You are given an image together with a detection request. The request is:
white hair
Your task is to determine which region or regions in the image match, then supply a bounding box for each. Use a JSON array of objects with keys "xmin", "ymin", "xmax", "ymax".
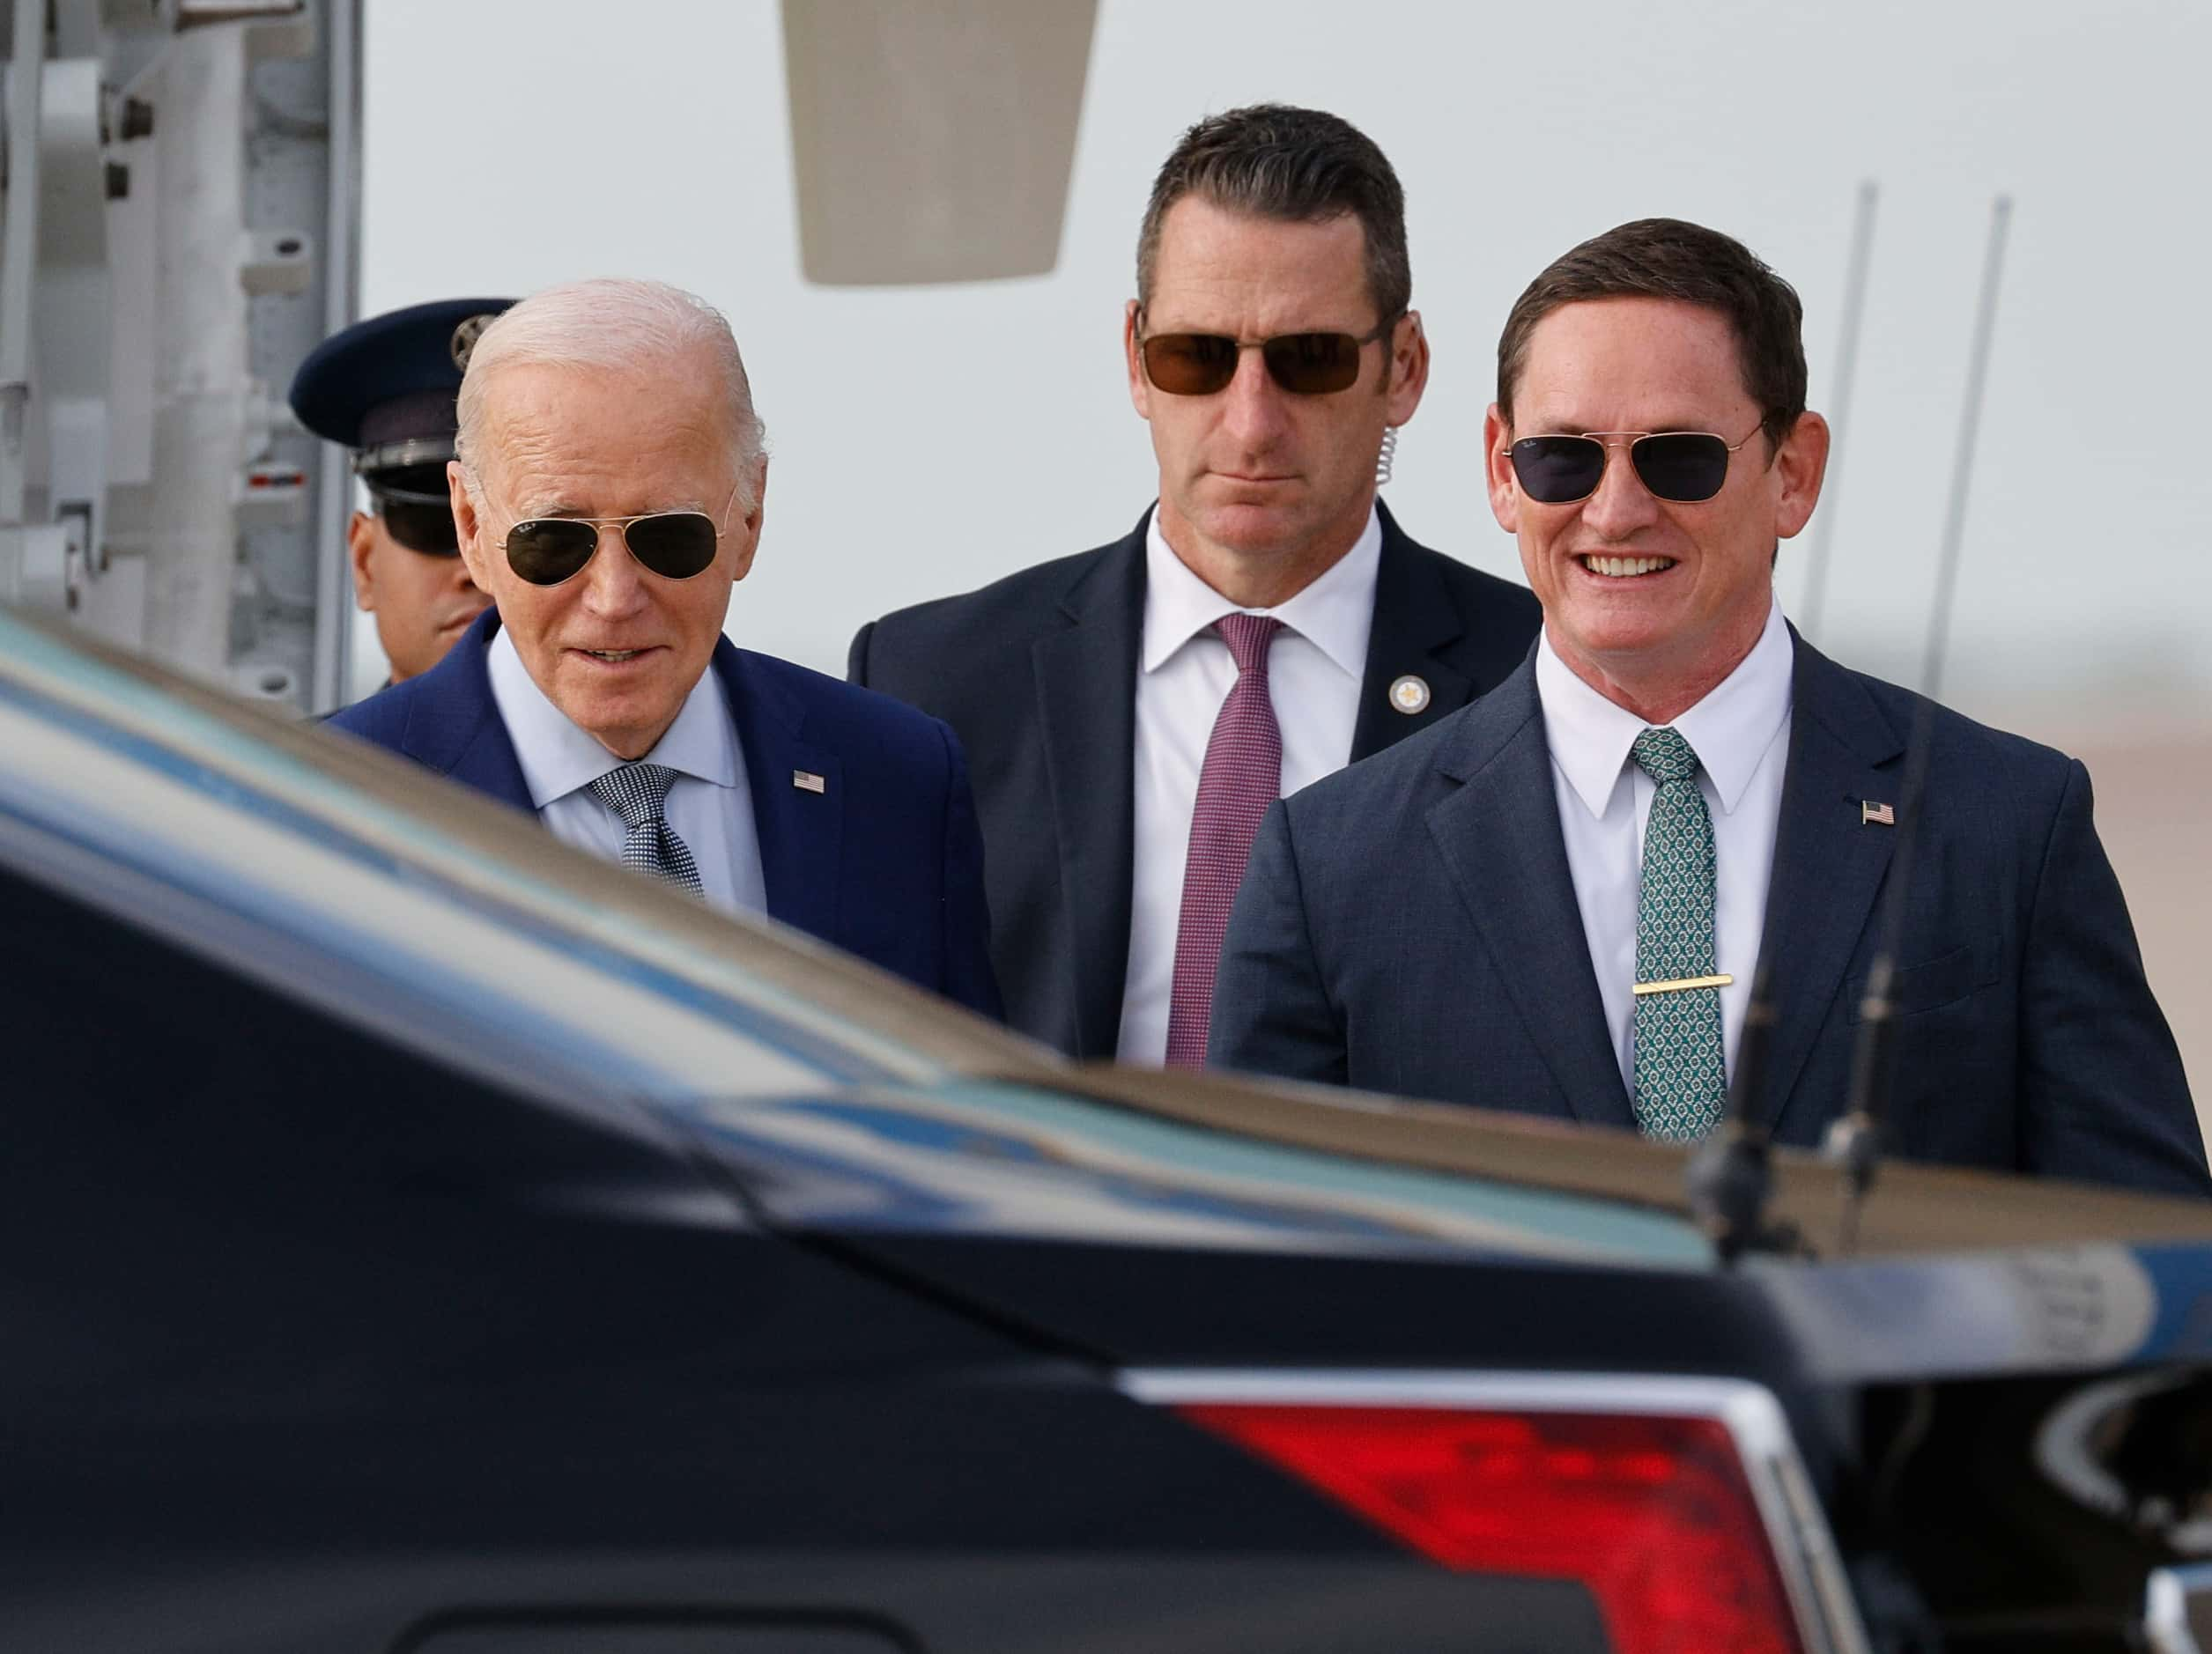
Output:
[{"xmin": 454, "ymin": 276, "xmax": 768, "ymax": 510}]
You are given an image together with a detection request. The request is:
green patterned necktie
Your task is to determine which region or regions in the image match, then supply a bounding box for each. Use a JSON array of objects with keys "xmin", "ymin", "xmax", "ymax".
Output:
[{"xmin": 1630, "ymin": 727, "xmax": 1726, "ymax": 1141}]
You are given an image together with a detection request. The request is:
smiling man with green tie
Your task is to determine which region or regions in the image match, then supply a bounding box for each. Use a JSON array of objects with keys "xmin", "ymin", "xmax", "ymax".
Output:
[{"xmin": 1210, "ymin": 218, "xmax": 2208, "ymax": 1194}]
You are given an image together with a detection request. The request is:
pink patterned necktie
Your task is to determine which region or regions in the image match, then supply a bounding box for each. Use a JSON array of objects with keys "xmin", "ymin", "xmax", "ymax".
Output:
[{"xmin": 1164, "ymin": 613, "xmax": 1284, "ymax": 1067}]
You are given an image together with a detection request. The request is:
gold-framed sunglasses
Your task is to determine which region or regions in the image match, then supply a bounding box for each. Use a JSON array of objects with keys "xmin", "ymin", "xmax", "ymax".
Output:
[
  {"xmin": 493, "ymin": 477, "xmax": 744, "ymax": 586},
  {"xmin": 1501, "ymin": 425, "xmax": 1763, "ymax": 505}
]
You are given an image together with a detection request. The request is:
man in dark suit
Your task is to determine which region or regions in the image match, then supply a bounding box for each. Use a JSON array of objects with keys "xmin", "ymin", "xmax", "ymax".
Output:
[
  {"xmin": 852, "ymin": 106, "xmax": 1539, "ymax": 1063},
  {"xmin": 329, "ymin": 277, "xmax": 1000, "ymax": 1019},
  {"xmin": 1212, "ymin": 218, "xmax": 2208, "ymax": 1194}
]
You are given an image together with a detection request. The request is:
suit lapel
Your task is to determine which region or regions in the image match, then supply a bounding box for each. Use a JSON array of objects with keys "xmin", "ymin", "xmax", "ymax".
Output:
[
  {"xmin": 718, "ymin": 641, "xmax": 843, "ymax": 943},
  {"xmin": 1423, "ymin": 662, "xmax": 1635, "ymax": 1127},
  {"xmin": 1350, "ymin": 502, "xmax": 1476, "ymax": 760},
  {"xmin": 403, "ymin": 609, "xmax": 532, "ymax": 810},
  {"xmin": 1748, "ymin": 633, "xmax": 1905, "ymax": 1126},
  {"xmin": 1032, "ymin": 516, "xmax": 1147, "ymax": 1058}
]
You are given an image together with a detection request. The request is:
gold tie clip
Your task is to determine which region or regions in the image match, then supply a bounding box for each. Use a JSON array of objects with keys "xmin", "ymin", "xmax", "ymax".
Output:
[{"xmin": 1632, "ymin": 973, "xmax": 1735, "ymax": 996}]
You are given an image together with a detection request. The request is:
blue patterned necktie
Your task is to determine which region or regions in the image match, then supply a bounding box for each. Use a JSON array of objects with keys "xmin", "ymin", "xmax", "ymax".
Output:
[
  {"xmin": 588, "ymin": 762, "xmax": 706, "ymax": 897},
  {"xmin": 1629, "ymin": 727, "xmax": 1726, "ymax": 1141}
]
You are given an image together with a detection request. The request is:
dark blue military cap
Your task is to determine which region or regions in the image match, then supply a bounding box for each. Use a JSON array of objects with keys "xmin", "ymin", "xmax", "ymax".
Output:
[{"xmin": 289, "ymin": 296, "xmax": 515, "ymax": 480}]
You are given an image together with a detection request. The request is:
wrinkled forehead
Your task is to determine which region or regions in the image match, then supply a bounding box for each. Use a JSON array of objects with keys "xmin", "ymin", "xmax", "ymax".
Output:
[
  {"xmin": 477, "ymin": 357, "xmax": 725, "ymax": 441},
  {"xmin": 474, "ymin": 360, "xmax": 734, "ymax": 501}
]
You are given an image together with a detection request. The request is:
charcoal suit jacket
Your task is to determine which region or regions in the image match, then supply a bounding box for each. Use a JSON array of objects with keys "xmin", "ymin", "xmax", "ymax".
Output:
[{"xmin": 849, "ymin": 502, "xmax": 1542, "ymax": 1057}]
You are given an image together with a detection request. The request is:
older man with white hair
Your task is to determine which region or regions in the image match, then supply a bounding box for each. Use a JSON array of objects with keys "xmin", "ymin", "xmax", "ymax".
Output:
[{"xmin": 329, "ymin": 277, "xmax": 1002, "ymax": 1016}]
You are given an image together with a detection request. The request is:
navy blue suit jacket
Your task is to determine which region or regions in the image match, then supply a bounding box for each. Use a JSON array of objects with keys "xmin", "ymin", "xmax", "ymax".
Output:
[
  {"xmin": 1210, "ymin": 631, "xmax": 2210, "ymax": 1196},
  {"xmin": 850, "ymin": 502, "xmax": 1542, "ymax": 1058},
  {"xmin": 329, "ymin": 611, "xmax": 1003, "ymax": 1019}
]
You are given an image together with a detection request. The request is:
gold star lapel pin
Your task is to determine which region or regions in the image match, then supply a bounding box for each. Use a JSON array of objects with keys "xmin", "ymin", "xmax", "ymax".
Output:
[{"xmin": 1388, "ymin": 674, "xmax": 1431, "ymax": 715}]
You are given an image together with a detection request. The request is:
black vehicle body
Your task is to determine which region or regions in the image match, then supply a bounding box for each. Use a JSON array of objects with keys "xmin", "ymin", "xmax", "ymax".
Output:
[{"xmin": 4, "ymin": 606, "xmax": 2210, "ymax": 1654}]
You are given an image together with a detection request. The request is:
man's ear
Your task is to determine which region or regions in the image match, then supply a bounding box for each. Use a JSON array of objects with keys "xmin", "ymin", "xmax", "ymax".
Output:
[
  {"xmin": 346, "ymin": 511, "xmax": 378, "ymax": 609},
  {"xmin": 448, "ymin": 461, "xmax": 494, "ymax": 589},
  {"xmin": 729, "ymin": 456, "xmax": 768, "ymax": 583},
  {"xmin": 1483, "ymin": 404, "xmax": 1520, "ymax": 533},
  {"xmin": 1772, "ymin": 410, "xmax": 1831, "ymax": 541},
  {"xmin": 1124, "ymin": 299, "xmax": 1152, "ymax": 420},
  {"xmin": 1384, "ymin": 309, "xmax": 1430, "ymax": 427}
]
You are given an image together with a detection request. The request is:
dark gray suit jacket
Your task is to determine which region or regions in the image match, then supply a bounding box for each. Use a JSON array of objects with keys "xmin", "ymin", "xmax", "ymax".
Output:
[
  {"xmin": 850, "ymin": 502, "xmax": 1542, "ymax": 1058},
  {"xmin": 1210, "ymin": 631, "xmax": 2210, "ymax": 1196}
]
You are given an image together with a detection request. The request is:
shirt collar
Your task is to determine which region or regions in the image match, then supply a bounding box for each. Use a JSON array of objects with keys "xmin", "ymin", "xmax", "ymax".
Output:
[
  {"xmin": 486, "ymin": 625, "xmax": 741, "ymax": 809},
  {"xmin": 1535, "ymin": 594, "xmax": 1794, "ymax": 820},
  {"xmin": 1139, "ymin": 505, "xmax": 1380, "ymax": 679}
]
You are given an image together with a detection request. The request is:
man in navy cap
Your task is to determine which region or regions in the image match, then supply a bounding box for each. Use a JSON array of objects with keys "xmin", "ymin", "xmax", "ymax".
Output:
[{"xmin": 292, "ymin": 298, "xmax": 514, "ymax": 685}]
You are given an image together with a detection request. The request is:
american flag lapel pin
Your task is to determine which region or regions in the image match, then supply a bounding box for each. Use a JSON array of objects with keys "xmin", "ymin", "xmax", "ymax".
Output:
[
  {"xmin": 793, "ymin": 770, "xmax": 825, "ymax": 794},
  {"xmin": 1861, "ymin": 800, "xmax": 1896, "ymax": 826}
]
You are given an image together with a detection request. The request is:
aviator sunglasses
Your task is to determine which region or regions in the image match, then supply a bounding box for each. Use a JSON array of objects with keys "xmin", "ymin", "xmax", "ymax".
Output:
[
  {"xmin": 1138, "ymin": 312, "xmax": 1399, "ymax": 396},
  {"xmin": 1502, "ymin": 426, "xmax": 1763, "ymax": 505},
  {"xmin": 490, "ymin": 477, "xmax": 743, "ymax": 587}
]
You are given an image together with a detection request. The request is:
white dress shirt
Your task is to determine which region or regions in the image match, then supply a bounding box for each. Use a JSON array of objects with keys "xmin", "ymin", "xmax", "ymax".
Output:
[
  {"xmin": 1116, "ymin": 507, "xmax": 1382, "ymax": 1065},
  {"xmin": 486, "ymin": 627, "xmax": 767, "ymax": 918},
  {"xmin": 1535, "ymin": 596, "xmax": 1794, "ymax": 1090}
]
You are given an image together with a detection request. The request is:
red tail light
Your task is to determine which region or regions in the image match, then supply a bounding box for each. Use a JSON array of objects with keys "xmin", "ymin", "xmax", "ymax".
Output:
[{"xmin": 1179, "ymin": 1402, "xmax": 1803, "ymax": 1654}]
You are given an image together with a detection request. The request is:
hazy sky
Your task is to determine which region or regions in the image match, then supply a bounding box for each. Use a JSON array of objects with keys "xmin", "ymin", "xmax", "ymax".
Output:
[{"xmin": 358, "ymin": 0, "xmax": 2211, "ymax": 746}]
